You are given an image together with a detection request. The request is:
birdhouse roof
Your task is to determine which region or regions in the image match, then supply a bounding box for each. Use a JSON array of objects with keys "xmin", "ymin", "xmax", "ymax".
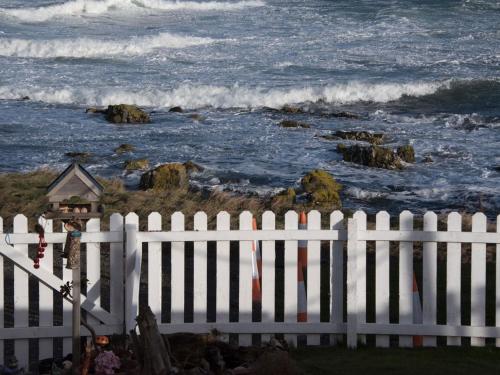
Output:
[{"xmin": 47, "ymin": 163, "xmax": 104, "ymax": 198}]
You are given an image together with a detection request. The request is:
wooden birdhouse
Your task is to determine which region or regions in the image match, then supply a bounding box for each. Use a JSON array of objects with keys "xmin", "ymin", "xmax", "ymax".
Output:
[{"xmin": 45, "ymin": 163, "xmax": 104, "ymax": 220}]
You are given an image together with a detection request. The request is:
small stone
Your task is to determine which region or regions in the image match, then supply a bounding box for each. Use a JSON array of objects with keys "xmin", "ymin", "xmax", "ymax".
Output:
[
  {"xmin": 114, "ymin": 144, "xmax": 135, "ymax": 154},
  {"xmin": 279, "ymin": 120, "xmax": 311, "ymax": 129},
  {"xmin": 423, "ymin": 155, "xmax": 434, "ymax": 163}
]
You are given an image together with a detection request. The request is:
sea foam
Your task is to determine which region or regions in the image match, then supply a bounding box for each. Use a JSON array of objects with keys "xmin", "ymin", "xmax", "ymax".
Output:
[
  {"xmin": 0, "ymin": 81, "xmax": 445, "ymax": 108},
  {"xmin": 0, "ymin": 33, "xmax": 216, "ymax": 58},
  {"xmin": 0, "ymin": 0, "xmax": 265, "ymax": 22}
]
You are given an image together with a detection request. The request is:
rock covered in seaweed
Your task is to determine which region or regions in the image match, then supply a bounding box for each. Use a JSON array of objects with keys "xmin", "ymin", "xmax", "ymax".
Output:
[
  {"xmin": 140, "ymin": 163, "xmax": 189, "ymax": 191},
  {"xmin": 300, "ymin": 170, "xmax": 342, "ymax": 207},
  {"xmin": 105, "ymin": 104, "xmax": 150, "ymax": 124},
  {"xmin": 337, "ymin": 144, "xmax": 415, "ymax": 169}
]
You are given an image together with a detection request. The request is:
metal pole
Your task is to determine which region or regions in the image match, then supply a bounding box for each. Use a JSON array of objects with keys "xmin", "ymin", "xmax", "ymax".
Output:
[{"xmin": 72, "ymin": 265, "xmax": 81, "ymax": 375}]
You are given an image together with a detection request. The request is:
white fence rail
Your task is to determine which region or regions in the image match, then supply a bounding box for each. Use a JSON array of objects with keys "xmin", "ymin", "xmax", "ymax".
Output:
[{"xmin": 1, "ymin": 210, "xmax": 500, "ymax": 369}]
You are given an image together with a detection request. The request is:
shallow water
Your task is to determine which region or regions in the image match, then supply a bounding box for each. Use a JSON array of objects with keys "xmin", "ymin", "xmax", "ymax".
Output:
[{"xmin": 0, "ymin": 0, "xmax": 499, "ymax": 216}]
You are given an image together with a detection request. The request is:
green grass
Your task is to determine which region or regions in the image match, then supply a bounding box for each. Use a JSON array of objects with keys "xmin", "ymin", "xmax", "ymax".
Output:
[{"xmin": 292, "ymin": 346, "xmax": 500, "ymax": 375}]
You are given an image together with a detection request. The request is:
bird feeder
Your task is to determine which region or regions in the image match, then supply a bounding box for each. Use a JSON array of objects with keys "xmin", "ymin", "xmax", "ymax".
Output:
[
  {"xmin": 45, "ymin": 163, "xmax": 104, "ymax": 221},
  {"xmin": 44, "ymin": 163, "xmax": 104, "ymax": 375}
]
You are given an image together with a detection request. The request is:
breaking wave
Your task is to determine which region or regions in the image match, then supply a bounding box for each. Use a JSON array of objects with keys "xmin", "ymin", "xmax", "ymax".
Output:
[
  {"xmin": 0, "ymin": 0, "xmax": 265, "ymax": 22},
  {"xmin": 0, "ymin": 33, "xmax": 216, "ymax": 58},
  {"xmin": 0, "ymin": 81, "xmax": 447, "ymax": 109}
]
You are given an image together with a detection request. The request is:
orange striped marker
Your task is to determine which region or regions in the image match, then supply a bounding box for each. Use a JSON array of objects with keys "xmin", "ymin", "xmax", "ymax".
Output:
[
  {"xmin": 413, "ymin": 274, "xmax": 423, "ymax": 347},
  {"xmin": 298, "ymin": 212, "xmax": 308, "ymax": 322},
  {"xmin": 251, "ymin": 218, "xmax": 262, "ymax": 303}
]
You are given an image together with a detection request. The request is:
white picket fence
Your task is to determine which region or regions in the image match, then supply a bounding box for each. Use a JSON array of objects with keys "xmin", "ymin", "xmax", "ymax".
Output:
[{"xmin": 0, "ymin": 210, "xmax": 500, "ymax": 369}]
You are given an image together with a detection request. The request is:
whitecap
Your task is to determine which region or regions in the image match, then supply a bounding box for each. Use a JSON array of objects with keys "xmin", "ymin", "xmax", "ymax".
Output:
[
  {"xmin": 0, "ymin": 0, "xmax": 265, "ymax": 22},
  {"xmin": 0, "ymin": 32, "xmax": 216, "ymax": 58},
  {"xmin": 0, "ymin": 81, "xmax": 447, "ymax": 109}
]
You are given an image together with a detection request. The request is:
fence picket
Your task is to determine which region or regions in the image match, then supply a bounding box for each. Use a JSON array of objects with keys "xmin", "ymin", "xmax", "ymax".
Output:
[
  {"xmin": 86, "ymin": 218, "xmax": 101, "ymax": 328},
  {"xmin": 497, "ymin": 215, "xmax": 500, "ymax": 348},
  {"xmin": 216, "ymin": 212, "xmax": 230, "ymax": 342},
  {"xmin": 0, "ymin": 217, "xmax": 3, "ymax": 366},
  {"xmin": 110, "ymin": 214, "xmax": 124, "ymax": 325},
  {"xmin": 375, "ymin": 211, "xmax": 390, "ymax": 347},
  {"xmin": 447, "ymin": 212, "xmax": 462, "ymax": 346},
  {"xmin": 194, "ymin": 212, "xmax": 208, "ymax": 324},
  {"xmin": 171, "ymin": 212, "xmax": 185, "ymax": 325},
  {"xmin": 239, "ymin": 211, "xmax": 253, "ymax": 346},
  {"xmin": 330, "ymin": 210, "xmax": 344, "ymax": 345},
  {"xmin": 148, "ymin": 213, "xmax": 162, "ymax": 321},
  {"xmin": 38, "ymin": 217, "xmax": 53, "ymax": 361},
  {"xmin": 353, "ymin": 211, "xmax": 367, "ymax": 345},
  {"xmin": 261, "ymin": 211, "xmax": 275, "ymax": 343},
  {"xmin": 13, "ymin": 214, "xmax": 29, "ymax": 368},
  {"xmin": 399, "ymin": 211, "xmax": 413, "ymax": 347},
  {"xmin": 422, "ymin": 211, "xmax": 437, "ymax": 347},
  {"xmin": 471, "ymin": 213, "xmax": 486, "ymax": 347},
  {"xmin": 307, "ymin": 210, "xmax": 321, "ymax": 345},
  {"xmin": 125, "ymin": 213, "xmax": 140, "ymax": 333},
  {"xmin": 284, "ymin": 211, "xmax": 298, "ymax": 347}
]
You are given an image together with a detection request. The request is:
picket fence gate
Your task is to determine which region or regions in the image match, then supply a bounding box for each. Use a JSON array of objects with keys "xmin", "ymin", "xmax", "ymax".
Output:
[{"xmin": 0, "ymin": 210, "xmax": 500, "ymax": 369}]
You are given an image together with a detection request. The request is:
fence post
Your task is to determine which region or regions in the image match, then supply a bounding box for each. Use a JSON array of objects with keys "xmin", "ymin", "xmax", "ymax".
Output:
[
  {"xmin": 346, "ymin": 217, "xmax": 358, "ymax": 348},
  {"xmin": 125, "ymin": 213, "xmax": 140, "ymax": 333}
]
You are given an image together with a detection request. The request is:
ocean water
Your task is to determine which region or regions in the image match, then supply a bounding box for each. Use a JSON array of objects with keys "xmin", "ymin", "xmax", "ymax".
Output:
[{"xmin": 0, "ymin": 0, "xmax": 499, "ymax": 216}]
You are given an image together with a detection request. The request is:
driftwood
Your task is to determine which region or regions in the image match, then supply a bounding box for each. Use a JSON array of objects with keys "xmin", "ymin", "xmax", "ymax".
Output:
[{"xmin": 134, "ymin": 305, "xmax": 172, "ymax": 375}]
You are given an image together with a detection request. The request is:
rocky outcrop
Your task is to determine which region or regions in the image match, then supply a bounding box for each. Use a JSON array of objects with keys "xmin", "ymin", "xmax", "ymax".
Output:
[
  {"xmin": 328, "ymin": 111, "xmax": 360, "ymax": 119},
  {"xmin": 320, "ymin": 131, "xmax": 385, "ymax": 145},
  {"xmin": 105, "ymin": 104, "xmax": 150, "ymax": 124},
  {"xmin": 279, "ymin": 120, "xmax": 311, "ymax": 129},
  {"xmin": 114, "ymin": 144, "xmax": 135, "ymax": 154},
  {"xmin": 301, "ymin": 170, "xmax": 342, "ymax": 207},
  {"xmin": 140, "ymin": 163, "xmax": 189, "ymax": 191},
  {"xmin": 337, "ymin": 144, "xmax": 416, "ymax": 169},
  {"xmin": 124, "ymin": 159, "xmax": 149, "ymax": 171},
  {"xmin": 396, "ymin": 145, "xmax": 416, "ymax": 163}
]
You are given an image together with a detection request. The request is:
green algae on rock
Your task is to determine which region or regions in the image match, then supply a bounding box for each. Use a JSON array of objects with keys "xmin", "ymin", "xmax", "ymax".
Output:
[
  {"xmin": 139, "ymin": 163, "xmax": 189, "ymax": 191},
  {"xmin": 105, "ymin": 104, "xmax": 150, "ymax": 124},
  {"xmin": 301, "ymin": 170, "xmax": 342, "ymax": 208}
]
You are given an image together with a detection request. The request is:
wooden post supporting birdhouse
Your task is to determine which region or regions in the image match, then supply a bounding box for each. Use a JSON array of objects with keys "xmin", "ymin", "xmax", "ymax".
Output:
[{"xmin": 45, "ymin": 163, "xmax": 103, "ymax": 375}]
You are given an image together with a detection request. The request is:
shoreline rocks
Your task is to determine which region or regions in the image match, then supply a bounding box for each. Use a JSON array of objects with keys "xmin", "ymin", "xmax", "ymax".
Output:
[
  {"xmin": 87, "ymin": 104, "xmax": 150, "ymax": 124},
  {"xmin": 139, "ymin": 161, "xmax": 204, "ymax": 191},
  {"xmin": 337, "ymin": 144, "xmax": 416, "ymax": 169},
  {"xmin": 114, "ymin": 144, "xmax": 135, "ymax": 154}
]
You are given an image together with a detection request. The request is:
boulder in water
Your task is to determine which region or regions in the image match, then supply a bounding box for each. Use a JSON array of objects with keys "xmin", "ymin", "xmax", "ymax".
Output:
[
  {"xmin": 280, "ymin": 105, "xmax": 306, "ymax": 114},
  {"xmin": 105, "ymin": 104, "xmax": 150, "ymax": 124},
  {"xmin": 140, "ymin": 163, "xmax": 189, "ymax": 191},
  {"xmin": 188, "ymin": 113, "xmax": 206, "ymax": 122},
  {"xmin": 169, "ymin": 106, "xmax": 184, "ymax": 113},
  {"xmin": 279, "ymin": 120, "xmax": 311, "ymax": 129},
  {"xmin": 86, "ymin": 107, "xmax": 107, "ymax": 114},
  {"xmin": 337, "ymin": 144, "xmax": 404, "ymax": 169},
  {"xmin": 329, "ymin": 111, "xmax": 361, "ymax": 119},
  {"xmin": 301, "ymin": 170, "xmax": 342, "ymax": 207}
]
